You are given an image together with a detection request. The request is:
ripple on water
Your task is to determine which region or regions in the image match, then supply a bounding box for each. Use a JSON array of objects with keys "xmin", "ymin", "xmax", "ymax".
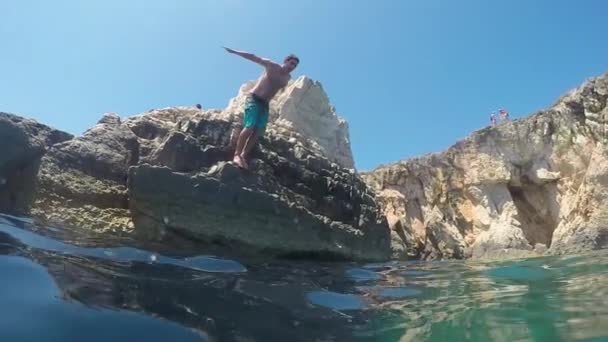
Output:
[
  {"xmin": 346, "ymin": 268, "xmax": 382, "ymax": 282},
  {"xmin": 487, "ymin": 265, "xmax": 552, "ymax": 282},
  {"xmin": 306, "ymin": 291, "xmax": 368, "ymax": 311},
  {"xmin": 184, "ymin": 255, "xmax": 247, "ymax": 273},
  {"xmin": 378, "ymin": 287, "xmax": 422, "ymax": 299},
  {"xmin": 357, "ymin": 286, "xmax": 422, "ymax": 300},
  {"xmin": 361, "ymin": 262, "xmax": 394, "ymax": 272},
  {"xmin": 399, "ymin": 270, "xmax": 433, "ymax": 277}
]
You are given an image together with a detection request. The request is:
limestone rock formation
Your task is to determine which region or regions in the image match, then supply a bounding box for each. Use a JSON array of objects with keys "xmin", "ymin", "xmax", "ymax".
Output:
[{"xmin": 362, "ymin": 71, "xmax": 608, "ymax": 260}]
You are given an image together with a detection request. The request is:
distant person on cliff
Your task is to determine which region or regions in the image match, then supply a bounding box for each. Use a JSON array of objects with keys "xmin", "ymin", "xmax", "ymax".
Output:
[
  {"xmin": 499, "ymin": 108, "xmax": 509, "ymax": 122},
  {"xmin": 223, "ymin": 47, "xmax": 300, "ymax": 169},
  {"xmin": 490, "ymin": 112, "xmax": 497, "ymax": 126}
]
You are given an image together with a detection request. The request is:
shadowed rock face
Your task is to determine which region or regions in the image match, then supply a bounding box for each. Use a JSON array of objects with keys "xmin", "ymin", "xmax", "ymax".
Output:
[
  {"xmin": 0, "ymin": 113, "xmax": 73, "ymax": 213},
  {"xmin": 126, "ymin": 113, "xmax": 389, "ymax": 261},
  {"xmin": 2, "ymin": 77, "xmax": 390, "ymax": 262},
  {"xmin": 362, "ymin": 71, "xmax": 608, "ymax": 260}
]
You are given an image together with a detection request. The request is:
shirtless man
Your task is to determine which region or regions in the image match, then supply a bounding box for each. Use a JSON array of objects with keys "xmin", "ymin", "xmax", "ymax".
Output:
[{"xmin": 224, "ymin": 47, "xmax": 299, "ymax": 169}]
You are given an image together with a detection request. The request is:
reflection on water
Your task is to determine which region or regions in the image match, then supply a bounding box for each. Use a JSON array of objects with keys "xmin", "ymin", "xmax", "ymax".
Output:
[
  {"xmin": 0, "ymin": 256, "xmax": 206, "ymax": 342},
  {"xmin": 1, "ymin": 213, "xmax": 608, "ymax": 341},
  {"xmin": 0, "ymin": 215, "xmax": 246, "ymax": 273}
]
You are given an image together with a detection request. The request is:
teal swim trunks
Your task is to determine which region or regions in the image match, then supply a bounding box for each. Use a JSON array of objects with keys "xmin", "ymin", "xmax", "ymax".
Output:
[{"xmin": 243, "ymin": 94, "xmax": 269, "ymax": 133}]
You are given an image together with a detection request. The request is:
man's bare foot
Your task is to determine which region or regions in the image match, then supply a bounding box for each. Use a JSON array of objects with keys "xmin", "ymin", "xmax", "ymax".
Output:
[
  {"xmin": 239, "ymin": 155, "xmax": 249, "ymax": 170},
  {"xmin": 232, "ymin": 155, "xmax": 245, "ymax": 169}
]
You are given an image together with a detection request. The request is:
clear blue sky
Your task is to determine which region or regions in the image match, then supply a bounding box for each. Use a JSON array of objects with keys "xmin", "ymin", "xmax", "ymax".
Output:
[{"xmin": 1, "ymin": 1, "xmax": 606, "ymax": 170}]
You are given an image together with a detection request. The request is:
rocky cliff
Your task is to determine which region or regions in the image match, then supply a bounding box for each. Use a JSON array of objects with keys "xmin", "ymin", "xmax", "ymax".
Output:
[
  {"xmin": 4, "ymin": 72, "xmax": 608, "ymax": 262},
  {"xmin": 0, "ymin": 76, "xmax": 390, "ymax": 262},
  {"xmin": 362, "ymin": 71, "xmax": 608, "ymax": 260}
]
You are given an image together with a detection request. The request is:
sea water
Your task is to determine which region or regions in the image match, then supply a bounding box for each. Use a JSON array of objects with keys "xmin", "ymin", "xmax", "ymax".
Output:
[{"xmin": 0, "ymin": 213, "xmax": 606, "ymax": 342}]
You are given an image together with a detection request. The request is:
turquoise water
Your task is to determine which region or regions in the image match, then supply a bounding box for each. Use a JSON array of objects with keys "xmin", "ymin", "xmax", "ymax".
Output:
[{"xmin": 1, "ymin": 213, "xmax": 607, "ymax": 341}]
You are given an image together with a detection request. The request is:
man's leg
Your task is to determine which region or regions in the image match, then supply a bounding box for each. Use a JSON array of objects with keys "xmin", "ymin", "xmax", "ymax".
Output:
[
  {"xmin": 233, "ymin": 127, "xmax": 255, "ymax": 168},
  {"xmin": 240, "ymin": 106, "xmax": 267, "ymax": 166},
  {"xmin": 241, "ymin": 128, "xmax": 259, "ymax": 164}
]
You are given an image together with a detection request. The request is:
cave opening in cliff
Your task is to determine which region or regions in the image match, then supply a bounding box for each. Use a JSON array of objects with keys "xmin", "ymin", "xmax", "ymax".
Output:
[{"xmin": 507, "ymin": 182, "xmax": 560, "ymax": 248}]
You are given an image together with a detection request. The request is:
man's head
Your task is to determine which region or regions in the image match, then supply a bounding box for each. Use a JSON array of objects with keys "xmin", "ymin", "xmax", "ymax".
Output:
[{"xmin": 282, "ymin": 54, "xmax": 299, "ymax": 72}]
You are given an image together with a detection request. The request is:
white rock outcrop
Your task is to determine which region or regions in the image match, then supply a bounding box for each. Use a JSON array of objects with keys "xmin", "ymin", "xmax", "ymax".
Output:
[{"xmin": 218, "ymin": 76, "xmax": 354, "ymax": 169}]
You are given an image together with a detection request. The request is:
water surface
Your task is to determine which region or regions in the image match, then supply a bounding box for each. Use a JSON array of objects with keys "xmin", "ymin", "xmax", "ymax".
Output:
[{"xmin": 1, "ymin": 213, "xmax": 607, "ymax": 341}]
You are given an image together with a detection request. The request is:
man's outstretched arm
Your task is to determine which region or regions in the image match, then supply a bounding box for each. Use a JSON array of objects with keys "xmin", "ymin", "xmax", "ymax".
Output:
[{"xmin": 223, "ymin": 47, "xmax": 275, "ymax": 68}]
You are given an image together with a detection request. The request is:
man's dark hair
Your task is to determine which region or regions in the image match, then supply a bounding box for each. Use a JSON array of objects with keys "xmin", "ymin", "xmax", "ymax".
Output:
[{"xmin": 285, "ymin": 54, "xmax": 300, "ymax": 64}]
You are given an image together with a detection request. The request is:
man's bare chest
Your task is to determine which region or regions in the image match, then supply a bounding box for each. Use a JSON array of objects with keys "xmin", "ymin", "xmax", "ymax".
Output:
[{"xmin": 264, "ymin": 71, "xmax": 289, "ymax": 88}]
